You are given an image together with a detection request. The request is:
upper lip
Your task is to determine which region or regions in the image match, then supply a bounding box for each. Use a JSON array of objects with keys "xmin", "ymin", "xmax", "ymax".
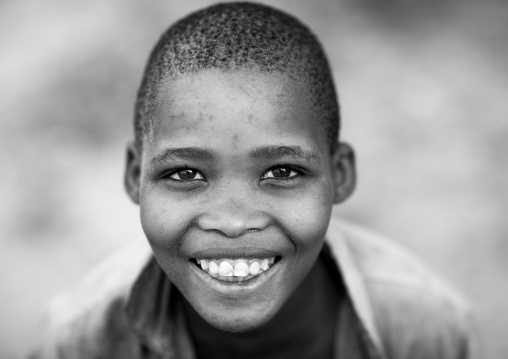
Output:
[{"xmin": 190, "ymin": 247, "xmax": 280, "ymax": 260}]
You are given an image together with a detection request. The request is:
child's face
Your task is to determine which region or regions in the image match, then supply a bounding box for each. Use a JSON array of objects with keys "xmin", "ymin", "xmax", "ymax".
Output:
[{"xmin": 125, "ymin": 69, "xmax": 354, "ymax": 332}]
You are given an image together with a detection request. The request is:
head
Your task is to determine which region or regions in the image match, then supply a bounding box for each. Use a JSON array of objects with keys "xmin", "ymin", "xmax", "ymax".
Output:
[{"xmin": 125, "ymin": 2, "xmax": 355, "ymax": 332}]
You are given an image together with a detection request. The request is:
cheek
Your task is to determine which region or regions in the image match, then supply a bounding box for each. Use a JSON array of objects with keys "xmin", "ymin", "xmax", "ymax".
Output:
[
  {"xmin": 139, "ymin": 188, "xmax": 191, "ymax": 253},
  {"xmin": 276, "ymin": 183, "xmax": 334, "ymax": 250}
]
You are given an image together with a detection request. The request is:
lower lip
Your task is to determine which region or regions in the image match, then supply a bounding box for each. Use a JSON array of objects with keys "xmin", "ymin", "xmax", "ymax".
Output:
[{"xmin": 189, "ymin": 259, "xmax": 282, "ymax": 293}]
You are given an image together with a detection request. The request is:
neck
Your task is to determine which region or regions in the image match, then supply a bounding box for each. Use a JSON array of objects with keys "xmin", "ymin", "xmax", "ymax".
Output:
[{"xmin": 182, "ymin": 253, "xmax": 342, "ymax": 359}]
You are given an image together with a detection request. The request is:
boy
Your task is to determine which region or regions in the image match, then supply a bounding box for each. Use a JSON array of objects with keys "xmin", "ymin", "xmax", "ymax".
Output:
[{"xmin": 31, "ymin": 2, "xmax": 474, "ymax": 358}]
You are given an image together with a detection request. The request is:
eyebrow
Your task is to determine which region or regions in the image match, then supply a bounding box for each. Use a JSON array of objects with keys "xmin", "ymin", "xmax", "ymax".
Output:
[
  {"xmin": 150, "ymin": 147, "xmax": 215, "ymax": 166},
  {"xmin": 150, "ymin": 145, "xmax": 320, "ymax": 167},
  {"xmin": 250, "ymin": 145, "xmax": 320, "ymax": 164}
]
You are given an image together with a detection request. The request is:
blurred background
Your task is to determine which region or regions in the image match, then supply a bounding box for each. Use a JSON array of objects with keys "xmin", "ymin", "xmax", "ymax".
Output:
[{"xmin": 1, "ymin": 0, "xmax": 507, "ymax": 358}]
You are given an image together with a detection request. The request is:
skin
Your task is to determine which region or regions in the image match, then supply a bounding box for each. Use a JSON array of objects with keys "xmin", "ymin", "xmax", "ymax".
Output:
[
  {"xmin": 124, "ymin": 69, "xmax": 356, "ymax": 355},
  {"xmin": 182, "ymin": 251, "xmax": 343, "ymax": 359}
]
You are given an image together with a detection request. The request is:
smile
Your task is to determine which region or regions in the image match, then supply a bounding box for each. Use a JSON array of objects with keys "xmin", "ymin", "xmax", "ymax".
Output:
[{"xmin": 192, "ymin": 257, "xmax": 280, "ymax": 282}]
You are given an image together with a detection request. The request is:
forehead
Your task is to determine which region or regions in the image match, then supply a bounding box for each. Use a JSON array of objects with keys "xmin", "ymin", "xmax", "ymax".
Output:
[{"xmin": 146, "ymin": 69, "xmax": 327, "ymax": 157}]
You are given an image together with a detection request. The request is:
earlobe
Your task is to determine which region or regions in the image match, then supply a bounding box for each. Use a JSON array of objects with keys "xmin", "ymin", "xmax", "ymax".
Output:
[
  {"xmin": 124, "ymin": 140, "xmax": 142, "ymax": 205},
  {"xmin": 331, "ymin": 142, "xmax": 356, "ymax": 204}
]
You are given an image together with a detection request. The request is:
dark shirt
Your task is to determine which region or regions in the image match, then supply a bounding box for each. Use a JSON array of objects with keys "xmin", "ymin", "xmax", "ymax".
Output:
[{"xmin": 30, "ymin": 217, "xmax": 476, "ymax": 359}]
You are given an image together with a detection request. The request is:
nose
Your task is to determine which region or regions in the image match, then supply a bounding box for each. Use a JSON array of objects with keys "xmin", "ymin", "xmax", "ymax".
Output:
[{"xmin": 196, "ymin": 199, "xmax": 271, "ymax": 238}]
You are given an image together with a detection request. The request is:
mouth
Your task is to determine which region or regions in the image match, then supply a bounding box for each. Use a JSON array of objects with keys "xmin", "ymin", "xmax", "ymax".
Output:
[{"xmin": 190, "ymin": 256, "xmax": 282, "ymax": 283}]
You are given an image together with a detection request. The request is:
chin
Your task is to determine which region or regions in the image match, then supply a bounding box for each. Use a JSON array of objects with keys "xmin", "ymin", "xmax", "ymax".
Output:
[
  {"xmin": 209, "ymin": 312, "xmax": 275, "ymax": 333},
  {"xmin": 195, "ymin": 299, "xmax": 283, "ymax": 333}
]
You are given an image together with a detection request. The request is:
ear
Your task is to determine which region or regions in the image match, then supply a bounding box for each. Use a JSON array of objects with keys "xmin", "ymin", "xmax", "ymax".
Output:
[
  {"xmin": 124, "ymin": 140, "xmax": 142, "ymax": 205},
  {"xmin": 331, "ymin": 142, "xmax": 356, "ymax": 204}
]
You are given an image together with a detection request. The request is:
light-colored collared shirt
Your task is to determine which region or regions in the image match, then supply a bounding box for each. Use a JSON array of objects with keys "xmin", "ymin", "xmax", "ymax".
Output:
[{"xmin": 30, "ymin": 218, "xmax": 476, "ymax": 359}]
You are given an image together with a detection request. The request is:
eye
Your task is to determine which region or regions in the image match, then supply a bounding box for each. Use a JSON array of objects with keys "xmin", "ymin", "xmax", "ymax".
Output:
[
  {"xmin": 261, "ymin": 166, "xmax": 299, "ymax": 179},
  {"xmin": 169, "ymin": 169, "xmax": 205, "ymax": 181}
]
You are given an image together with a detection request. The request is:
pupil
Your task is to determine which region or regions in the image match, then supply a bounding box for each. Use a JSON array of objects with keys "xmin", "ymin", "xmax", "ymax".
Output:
[
  {"xmin": 273, "ymin": 167, "xmax": 290, "ymax": 177},
  {"xmin": 179, "ymin": 169, "xmax": 196, "ymax": 179}
]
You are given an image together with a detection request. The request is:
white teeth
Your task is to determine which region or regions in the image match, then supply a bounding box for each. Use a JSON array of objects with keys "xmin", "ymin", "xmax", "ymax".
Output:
[
  {"xmin": 260, "ymin": 259, "xmax": 269, "ymax": 271},
  {"xmin": 218, "ymin": 261, "xmax": 234, "ymax": 276},
  {"xmin": 249, "ymin": 261, "xmax": 260, "ymax": 275},
  {"xmin": 233, "ymin": 262, "xmax": 250, "ymax": 277},
  {"xmin": 195, "ymin": 257, "xmax": 278, "ymax": 279},
  {"xmin": 208, "ymin": 261, "xmax": 219, "ymax": 275},
  {"xmin": 200, "ymin": 259, "xmax": 209, "ymax": 270}
]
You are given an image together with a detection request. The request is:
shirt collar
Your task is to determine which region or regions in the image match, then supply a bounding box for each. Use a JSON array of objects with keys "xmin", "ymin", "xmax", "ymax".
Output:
[
  {"xmin": 325, "ymin": 218, "xmax": 387, "ymax": 359},
  {"xmin": 125, "ymin": 217, "xmax": 386, "ymax": 358},
  {"xmin": 126, "ymin": 258, "xmax": 196, "ymax": 358}
]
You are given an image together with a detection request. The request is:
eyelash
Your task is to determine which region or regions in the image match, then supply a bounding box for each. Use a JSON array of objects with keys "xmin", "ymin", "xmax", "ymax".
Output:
[
  {"xmin": 260, "ymin": 165, "xmax": 303, "ymax": 181},
  {"xmin": 163, "ymin": 165, "xmax": 304, "ymax": 183},
  {"xmin": 165, "ymin": 168, "xmax": 205, "ymax": 182}
]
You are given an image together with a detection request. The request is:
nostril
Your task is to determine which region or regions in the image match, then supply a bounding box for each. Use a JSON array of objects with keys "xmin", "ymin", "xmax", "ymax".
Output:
[{"xmin": 196, "ymin": 210, "xmax": 270, "ymax": 238}]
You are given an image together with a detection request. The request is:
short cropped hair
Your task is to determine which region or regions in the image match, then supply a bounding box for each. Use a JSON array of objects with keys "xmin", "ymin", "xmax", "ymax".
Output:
[{"xmin": 134, "ymin": 2, "xmax": 340, "ymax": 150}]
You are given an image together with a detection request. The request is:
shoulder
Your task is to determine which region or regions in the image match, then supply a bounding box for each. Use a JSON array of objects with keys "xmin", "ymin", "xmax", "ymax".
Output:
[
  {"xmin": 30, "ymin": 240, "xmax": 153, "ymax": 359},
  {"xmin": 329, "ymin": 218, "xmax": 475, "ymax": 359}
]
